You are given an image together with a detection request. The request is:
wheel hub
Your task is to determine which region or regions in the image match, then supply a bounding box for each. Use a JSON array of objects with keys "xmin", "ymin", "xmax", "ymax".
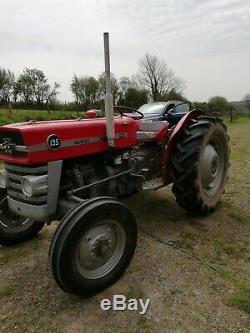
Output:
[
  {"xmin": 201, "ymin": 143, "xmax": 224, "ymax": 197},
  {"xmin": 90, "ymin": 235, "xmax": 113, "ymax": 259},
  {"xmin": 211, "ymin": 158, "xmax": 218, "ymax": 174}
]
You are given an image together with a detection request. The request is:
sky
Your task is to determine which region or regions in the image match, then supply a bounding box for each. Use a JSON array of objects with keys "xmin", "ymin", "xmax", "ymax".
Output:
[{"xmin": 1, "ymin": 0, "xmax": 250, "ymax": 102}]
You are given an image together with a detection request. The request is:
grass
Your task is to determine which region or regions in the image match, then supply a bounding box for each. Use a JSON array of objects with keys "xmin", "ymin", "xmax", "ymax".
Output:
[
  {"xmin": 126, "ymin": 286, "xmax": 145, "ymax": 300},
  {"xmin": 214, "ymin": 238, "xmax": 247, "ymax": 257},
  {"xmin": 0, "ymin": 109, "xmax": 85, "ymax": 125},
  {"xmin": 228, "ymin": 280, "xmax": 250, "ymax": 314},
  {"xmin": 227, "ymin": 210, "xmax": 250, "ymax": 224},
  {"xmin": 0, "ymin": 254, "xmax": 8, "ymax": 266},
  {"xmin": 0, "ymin": 282, "xmax": 15, "ymax": 296},
  {"xmin": 0, "ymin": 110, "xmax": 249, "ymax": 126},
  {"xmin": 224, "ymin": 116, "xmax": 250, "ymax": 125}
]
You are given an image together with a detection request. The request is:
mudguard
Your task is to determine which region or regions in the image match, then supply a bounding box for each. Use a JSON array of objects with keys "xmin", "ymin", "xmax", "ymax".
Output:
[{"xmin": 164, "ymin": 109, "xmax": 204, "ymax": 184}]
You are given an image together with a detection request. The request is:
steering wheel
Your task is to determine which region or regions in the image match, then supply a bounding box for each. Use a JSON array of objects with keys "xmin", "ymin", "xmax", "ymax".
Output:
[{"xmin": 113, "ymin": 106, "xmax": 144, "ymax": 119}]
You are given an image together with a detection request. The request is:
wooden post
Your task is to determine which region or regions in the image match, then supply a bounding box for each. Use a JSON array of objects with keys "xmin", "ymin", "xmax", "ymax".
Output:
[{"xmin": 103, "ymin": 32, "xmax": 115, "ymax": 147}]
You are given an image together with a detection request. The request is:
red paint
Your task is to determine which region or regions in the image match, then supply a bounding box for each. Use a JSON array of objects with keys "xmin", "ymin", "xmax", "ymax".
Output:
[
  {"xmin": 86, "ymin": 110, "xmax": 97, "ymax": 118},
  {"xmin": 0, "ymin": 117, "xmax": 140, "ymax": 164},
  {"xmin": 0, "ymin": 111, "xmax": 201, "ymax": 181}
]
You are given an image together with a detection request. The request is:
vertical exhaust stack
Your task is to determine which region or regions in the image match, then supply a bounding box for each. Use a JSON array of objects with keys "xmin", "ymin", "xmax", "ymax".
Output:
[{"xmin": 103, "ymin": 32, "xmax": 115, "ymax": 147}]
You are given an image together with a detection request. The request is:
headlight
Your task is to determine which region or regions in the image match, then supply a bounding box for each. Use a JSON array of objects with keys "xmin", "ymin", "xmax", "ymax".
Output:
[
  {"xmin": 0, "ymin": 170, "xmax": 8, "ymax": 188},
  {"xmin": 21, "ymin": 175, "xmax": 48, "ymax": 197},
  {"xmin": 21, "ymin": 177, "xmax": 33, "ymax": 196}
]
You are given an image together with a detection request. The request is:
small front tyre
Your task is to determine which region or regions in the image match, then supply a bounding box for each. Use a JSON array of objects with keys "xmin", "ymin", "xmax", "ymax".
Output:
[
  {"xmin": 50, "ymin": 197, "xmax": 137, "ymax": 296},
  {"xmin": 0, "ymin": 191, "xmax": 45, "ymax": 246}
]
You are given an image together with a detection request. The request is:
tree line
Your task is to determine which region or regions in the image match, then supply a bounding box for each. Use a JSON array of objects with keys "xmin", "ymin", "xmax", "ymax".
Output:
[
  {"xmin": 0, "ymin": 54, "xmax": 185, "ymax": 111},
  {"xmin": 0, "ymin": 68, "xmax": 60, "ymax": 109},
  {"xmin": 1, "ymin": 54, "xmax": 250, "ymax": 114}
]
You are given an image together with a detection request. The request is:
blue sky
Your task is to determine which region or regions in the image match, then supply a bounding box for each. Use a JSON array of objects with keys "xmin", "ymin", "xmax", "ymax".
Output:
[{"xmin": 1, "ymin": 0, "xmax": 249, "ymax": 101}]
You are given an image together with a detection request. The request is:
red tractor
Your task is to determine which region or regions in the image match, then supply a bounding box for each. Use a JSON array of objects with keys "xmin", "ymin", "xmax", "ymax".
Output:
[{"xmin": 0, "ymin": 34, "xmax": 229, "ymax": 296}]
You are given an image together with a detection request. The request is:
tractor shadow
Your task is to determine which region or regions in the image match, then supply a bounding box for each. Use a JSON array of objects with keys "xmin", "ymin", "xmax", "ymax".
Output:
[{"xmin": 123, "ymin": 187, "xmax": 215, "ymax": 242}]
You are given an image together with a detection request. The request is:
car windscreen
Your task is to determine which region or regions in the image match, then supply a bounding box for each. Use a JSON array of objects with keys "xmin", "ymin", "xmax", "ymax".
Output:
[{"xmin": 138, "ymin": 103, "xmax": 166, "ymax": 114}]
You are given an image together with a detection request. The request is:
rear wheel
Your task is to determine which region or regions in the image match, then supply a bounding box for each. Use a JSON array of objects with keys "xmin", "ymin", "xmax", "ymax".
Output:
[
  {"xmin": 0, "ymin": 191, "xmax": 45, "ymax": 246},
  {"xmin": 50, "ymin": 197, "xmax": 137, "ymax": 296},
  {"xmin": 171, "ymin": 116, "xmax": 230, "ymax": 214}
]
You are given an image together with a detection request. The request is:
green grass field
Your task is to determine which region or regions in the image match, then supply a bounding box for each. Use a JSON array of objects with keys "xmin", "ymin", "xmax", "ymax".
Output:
[
  {"xmin": 0, "ymin": 109, "xmax": 85, "ymax": 125},
  {"xmin": 0, "ymin": 109, "xmax": 249, "ymax": 126}
]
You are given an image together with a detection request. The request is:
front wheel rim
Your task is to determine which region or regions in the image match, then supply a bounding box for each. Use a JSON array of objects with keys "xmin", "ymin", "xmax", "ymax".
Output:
[
  {"xmin": 76, "ymin": 219, "xmax": 126, "ymax": 279},
  {"xmin": 201, "ymin": 140, "xmax": 225, "ymax": 197}
]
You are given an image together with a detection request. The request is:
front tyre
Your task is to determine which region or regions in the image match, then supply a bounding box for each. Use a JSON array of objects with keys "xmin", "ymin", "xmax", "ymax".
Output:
[
  {"xmin": 50, "ymin": 197, "xmax": 137, "ymax": 296},
  {"xmin": 171, "ymin": 116, "xmax": 230, "ymax": 214},
  {"xmin": 0, "ymin": 191, "xmax": 45, "ymax": 246}
]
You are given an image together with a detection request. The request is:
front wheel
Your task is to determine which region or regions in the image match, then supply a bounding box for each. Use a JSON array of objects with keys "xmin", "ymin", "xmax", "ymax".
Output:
[
  {"xmin": 50, "ymin": 197, "xmax": 137, "ymax": 296},
  {"xmin": 171, "ymin": 116, "xmax": 230, "ymax": 214},
  {"xmin": 0, "ymin": 191, "xmax": 45, "ymax": 246}
]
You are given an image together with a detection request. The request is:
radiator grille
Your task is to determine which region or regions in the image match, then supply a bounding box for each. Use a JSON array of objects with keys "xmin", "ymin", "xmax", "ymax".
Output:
[
  {"xmin": 0, "ymin": 131, "xmax": 28, "ymax": 157},
  {"xmin": 5, "ymin": 163, "xmax": 48, "ymax": 206}
]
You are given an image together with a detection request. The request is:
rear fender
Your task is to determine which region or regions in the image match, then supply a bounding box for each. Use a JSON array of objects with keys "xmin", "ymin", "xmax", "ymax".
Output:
[{"xmin": 164, "ymin": 109, "xmax": 204, "ymax": 185}]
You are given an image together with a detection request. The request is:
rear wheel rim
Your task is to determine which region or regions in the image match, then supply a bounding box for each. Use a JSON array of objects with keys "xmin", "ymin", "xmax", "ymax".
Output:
[
  {"xmin": 0, "ymin": 197, "xmax": 34, "ymax": 233},
  {"xmin": 76, "ymin": 219, "xmax": 126, "ymax": 279},
  {"xmin": 201, "ymin": 139, "xmax": 225, "ymax": 197}
]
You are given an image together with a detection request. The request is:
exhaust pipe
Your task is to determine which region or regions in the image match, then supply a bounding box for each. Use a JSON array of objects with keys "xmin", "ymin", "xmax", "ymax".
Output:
[{"xmin": 103, "ymin": 32, "xmax": 115, "ymax": 147}]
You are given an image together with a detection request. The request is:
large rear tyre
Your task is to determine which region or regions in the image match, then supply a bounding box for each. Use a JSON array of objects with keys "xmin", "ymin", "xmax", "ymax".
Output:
[
  {"xmin": 50, "ymin": 197, "xmax": 137, "ymax": 296},
  {"xmin": 171, "ymin": 116, "xmax": 230, "ymax": 214},
  {"xmin": 0, "ymin": 191, "xmax": 45, "ymax": 246}
]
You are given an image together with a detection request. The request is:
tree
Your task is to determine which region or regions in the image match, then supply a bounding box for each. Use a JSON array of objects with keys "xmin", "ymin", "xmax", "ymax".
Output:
[
  {"xmin": 15, "ymin": 73, "xmax": 34, "ymax": 104},
  {"xmin": 116, "ymin": 76, "xmax": 135, "ymax": 104},
  {"xmin": 111, "ymin": 76, "xmax": 148, "ymax": 108},
  {"xmin": 243, "ymin": 93, "xmax": 250, "ymax": 111},
  {"xmin": 161, "ymin": 88, "xmax": 188, "ymax": 102},
  {"xmin": 70, "ymin": 75, "xmax": 99, "ymax": 108},
  {"xmin": 208, "ymin": 96, "xmax": 230, "ymax": 115},
  {"xmin": 0, "ymin": 68, "xmax": 15, "ymax": 104},
  {"xmin": 16, "ymin": 68, "xmax": 60, "ymax": 106},
  {"xmin": 192, "ymin": 101, "xmax": 209, "ymax": 113},
  {"xmin": 70, "ymin": 75, "xmax": 82, "ymax": 104},
  {"xmin": 46, "ymin": 82, "xmax": 60, "ymax": 105},
  {"xmin": 137, "ymin": 54, "xmax": 185, "ymax": 101},
  {"xmin": 84, "ymin": 77, "xmax": 99, "ymax": 106},
  {"xmin": 98, "ymin": 72, "xmax": 119, "ymax": 104},
  {"xmin": 123, "ymin": 87, "xmax": 148, "ymax": 109}
]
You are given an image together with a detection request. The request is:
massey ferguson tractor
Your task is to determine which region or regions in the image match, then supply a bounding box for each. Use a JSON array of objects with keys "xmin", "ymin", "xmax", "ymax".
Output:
[{"xmin": 0, "ymin": 34, "xmax": 229, "ymax": 296}]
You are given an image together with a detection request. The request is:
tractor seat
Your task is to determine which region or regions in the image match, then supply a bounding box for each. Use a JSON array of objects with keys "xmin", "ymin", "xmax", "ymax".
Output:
[{"xmin": 136, "ymin": 121, "xmax": 168, "ymax": 142}]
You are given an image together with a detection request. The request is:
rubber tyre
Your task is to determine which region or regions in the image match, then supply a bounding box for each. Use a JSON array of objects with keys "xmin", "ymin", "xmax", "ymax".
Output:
[
  {"xmin": 50, "ymin": 197, "xmax": 137, "ymax": 296},
  {"xmin": 0, "ymin": 190, "xmax": 45, "ymax": 246},
  {"xmin": 171, "ymin": 116, "xmax": 230, "ymax": 214}
]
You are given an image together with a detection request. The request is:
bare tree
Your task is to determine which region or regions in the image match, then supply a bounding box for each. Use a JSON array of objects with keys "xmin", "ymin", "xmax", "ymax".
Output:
[
  {"xmin": 137, "ymin": 54, "xmax": 185, "ymax": 101},
  {"xmin": 45, "ymin": 82, "xmax": 60, "ymax": 104}
]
